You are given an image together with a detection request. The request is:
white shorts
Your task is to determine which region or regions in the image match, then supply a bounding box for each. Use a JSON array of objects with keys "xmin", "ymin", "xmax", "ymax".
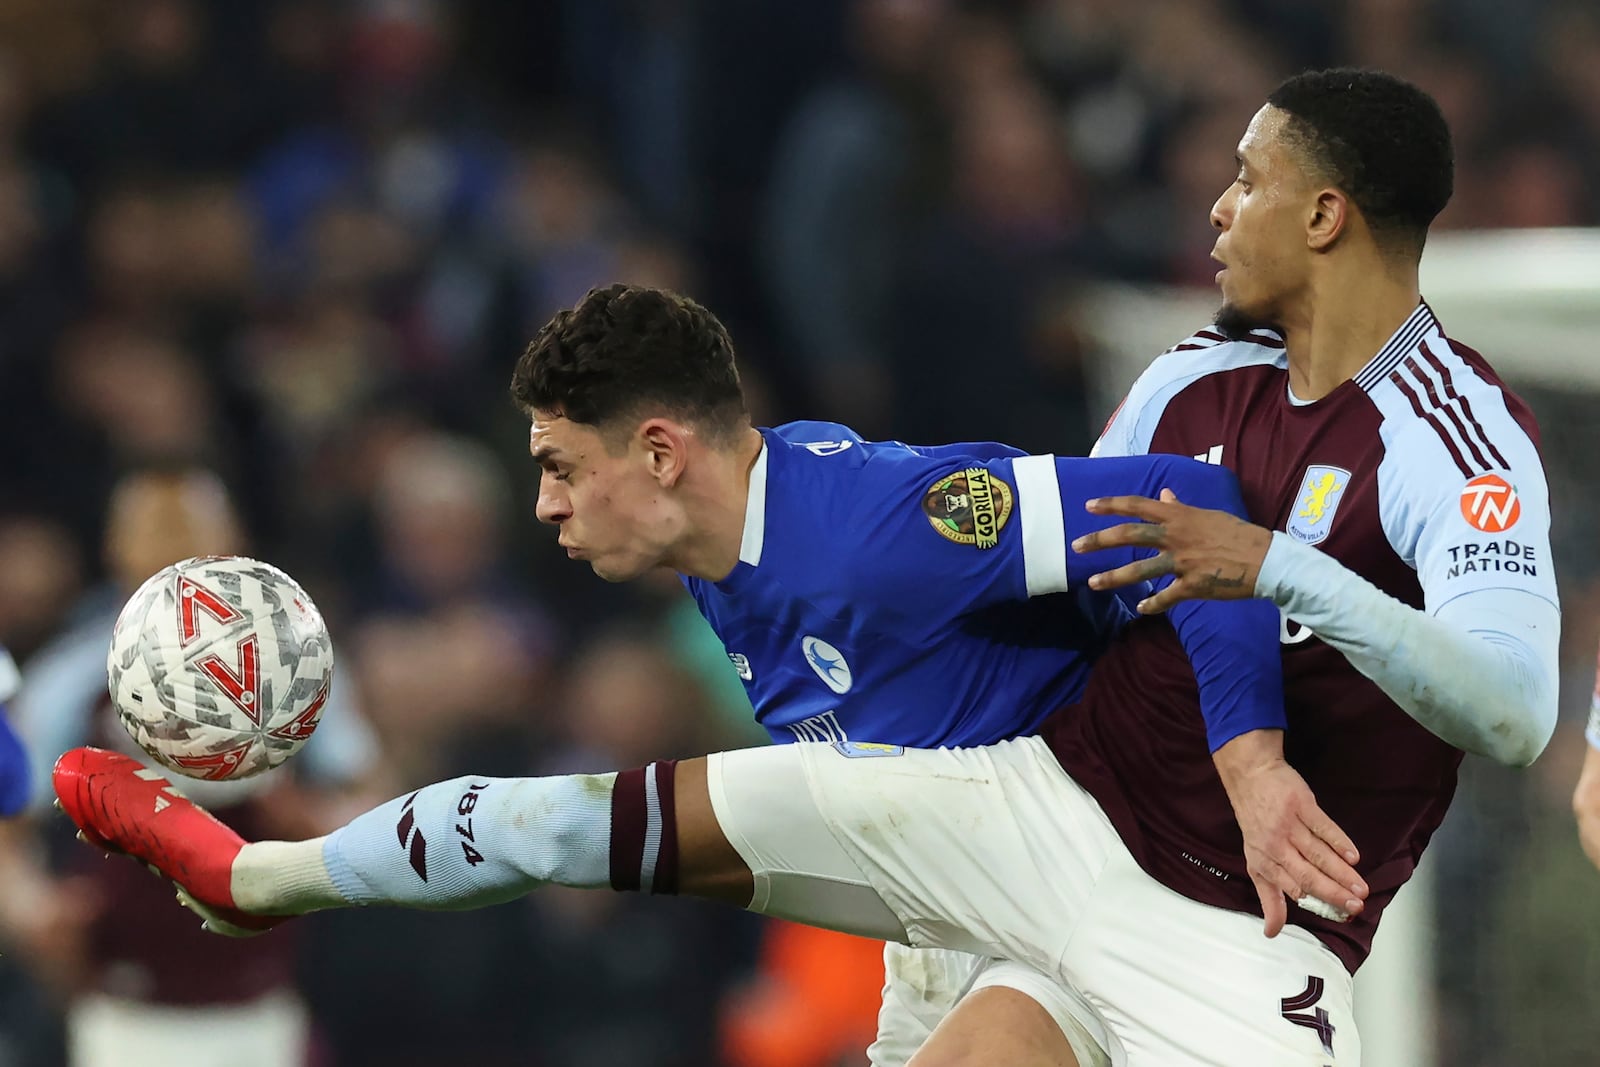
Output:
[
  {"xmin": 708, "ymin": 737, "xmax": 1359, "ymax": 1066},
  {"xmin": 868, "ymin": 944, "xmax": 986, "ymax": 1066}
]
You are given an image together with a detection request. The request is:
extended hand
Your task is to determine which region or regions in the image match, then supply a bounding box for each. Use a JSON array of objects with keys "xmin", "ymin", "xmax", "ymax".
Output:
[
  {"xmin": 1215, "ymin": 733, "xmax": 1368, "ymax": 937},
  {"xmin": 1072, "ymin": 489, "xmax": 1273, "ymax": 614}
]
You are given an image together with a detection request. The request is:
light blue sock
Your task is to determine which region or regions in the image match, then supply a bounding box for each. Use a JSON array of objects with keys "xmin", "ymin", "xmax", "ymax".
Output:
[{"xmin": 319, "ymin": 773, "xmax": 617, "ymax": 909}]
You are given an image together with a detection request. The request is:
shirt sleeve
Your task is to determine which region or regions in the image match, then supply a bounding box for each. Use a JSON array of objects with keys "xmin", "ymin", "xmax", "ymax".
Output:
[
  {"xmin": 1257, "ymin": 535, "xmax": 1557, "ymax": 766},
  {"xmin": 1395, "ymin": 427, "xmax": 1559, "ymax": 616},
  {"xmin": 1263, "ymin": 400, "xmax": 1559, "ymax": 766},
  {"xmin": 844, "ymin": 450, "xmax": 1179, "ymax": 610},
  {"xmin": 849, "ymin": 450, "xmax": 1286, "ymax": 750},
  {"xmin": 1061, "ymin": 454, "xmax": 1288, "ymax": 751},
  {"xmin": 838, "ymin": 453, "xmax": 1041, "ymax": 629},
  {"xmin": 1257, "ymin": 400, "xmax": 1560, "ymax": 767},
  {"xmin": 1089, "ymin": 328, "xmax": 1280, "ymax": 459}
]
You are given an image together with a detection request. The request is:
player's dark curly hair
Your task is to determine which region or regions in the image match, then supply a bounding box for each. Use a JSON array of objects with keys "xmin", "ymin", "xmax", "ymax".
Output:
[
  {"xmin": 1268, "ymin": 68, "xmax": 1453, "ymax": 257},
  {"xmin": 510, "ymin": 284, "xmax": 748, "ymax": 443}
]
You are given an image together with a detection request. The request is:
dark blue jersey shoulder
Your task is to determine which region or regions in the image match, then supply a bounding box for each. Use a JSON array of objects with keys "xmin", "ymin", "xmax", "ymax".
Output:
[{"xmin": 683, "ymin": 423, "xmax": 1090, "ymax": 746}]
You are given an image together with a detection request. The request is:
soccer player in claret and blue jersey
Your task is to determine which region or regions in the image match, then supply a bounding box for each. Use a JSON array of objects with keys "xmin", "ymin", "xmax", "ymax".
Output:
[
  {"xmin": 897, "ymin": 67, "xmax": 1560, "ymax": 1065},
  {"xmin": 50, "ymin": 283, "xmax": 1365, "ymax": 1066}
]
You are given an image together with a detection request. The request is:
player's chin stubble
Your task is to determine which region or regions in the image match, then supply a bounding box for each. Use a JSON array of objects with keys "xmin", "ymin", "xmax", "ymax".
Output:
[{"xmin": 1213, "ymin": 302, "xmax": 1282, "ymax": 343}]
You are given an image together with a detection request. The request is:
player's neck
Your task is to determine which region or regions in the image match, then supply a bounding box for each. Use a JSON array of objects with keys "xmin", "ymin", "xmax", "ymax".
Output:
[
  {"xmin": 664, "ymin": 426, "xmax": 766, "ymax": 582},
  {"xmin": 1284, "ymin": 258, "xmax": 1421, "ymax": 402}
]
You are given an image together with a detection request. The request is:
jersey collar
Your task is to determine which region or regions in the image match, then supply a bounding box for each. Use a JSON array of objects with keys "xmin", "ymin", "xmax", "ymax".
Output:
[
  {"xmin": 1286, "ymin": 301, "xmax": 1442, "ymax": 405},
  {"xmin": 1351, "ymin": 301, "xmax": 1442, "ymax": 393},
  {"xmin": 738, "ymin": 440, "xmax": 770, "ymax": 567}
]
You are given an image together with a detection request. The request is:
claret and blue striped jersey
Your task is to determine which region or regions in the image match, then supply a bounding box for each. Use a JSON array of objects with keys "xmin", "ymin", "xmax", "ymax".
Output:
[
  {"xmin": 1055, "ymin": 304, "xmax": 1557, "ymax": 970},
  {"xmin": 683, "ymin": 421, "xmax": 1284, "ymax": 751}
]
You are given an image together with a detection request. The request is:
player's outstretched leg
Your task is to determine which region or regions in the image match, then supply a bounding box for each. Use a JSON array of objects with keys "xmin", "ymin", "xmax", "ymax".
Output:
[
  {"xmin": 59, "ymin": 732, "xmax": 1122, "ymax": 1066},
  {"xmin": 51, "ymin": 743, "xmax": 909, "ymax": 943},
  {"xmin": 56, "ymin": 739, "xmax": 1119, "ymax": 1055}
]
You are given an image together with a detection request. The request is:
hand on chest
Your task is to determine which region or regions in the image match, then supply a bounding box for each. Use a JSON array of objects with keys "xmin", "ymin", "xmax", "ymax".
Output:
[{"xmin": 1155, "ymin": 391, "xmax": 1380, "ymax": 553}]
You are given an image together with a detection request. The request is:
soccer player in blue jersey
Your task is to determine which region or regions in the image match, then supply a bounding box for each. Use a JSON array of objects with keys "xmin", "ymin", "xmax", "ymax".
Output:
[
  {"xmin": 0, "ymin": 646, "xmax": 28, "ymax": 818},
  {"xmin": 56, "ymin": 285, "xmax": 1366, "ymax": 1066}
]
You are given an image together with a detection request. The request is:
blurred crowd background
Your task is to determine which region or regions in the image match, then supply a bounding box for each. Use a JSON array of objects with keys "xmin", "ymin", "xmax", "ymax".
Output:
[{"xmin": 0, "ymin": 1, "xmax": 1597, "ymax": 1065}]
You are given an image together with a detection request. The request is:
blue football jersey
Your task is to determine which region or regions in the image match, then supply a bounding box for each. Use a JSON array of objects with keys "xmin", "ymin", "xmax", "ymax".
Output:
[
  {"xmin": 0, "ymin": 646, "xmax": 27, "ymax": 817},
  {"xmin": 684, "ymin": 422, "xmax": 1284, "ymax": 750}
]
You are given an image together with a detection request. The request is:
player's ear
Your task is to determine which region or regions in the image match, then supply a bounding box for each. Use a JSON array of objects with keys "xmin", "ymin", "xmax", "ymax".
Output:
[
  {"xmin": 638, "ymin": 419, "xmax": 689, "ymax": 488},
  {"xmin": 1307, "ymin": 188, "xmax": 1348, "ymax": 251}
]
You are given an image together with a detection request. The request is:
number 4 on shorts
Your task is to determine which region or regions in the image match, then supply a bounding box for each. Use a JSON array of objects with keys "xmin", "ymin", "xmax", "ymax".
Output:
[{"xmin": 1280, "ymin": 975, "xmax": 1336, "ymax": 1057}]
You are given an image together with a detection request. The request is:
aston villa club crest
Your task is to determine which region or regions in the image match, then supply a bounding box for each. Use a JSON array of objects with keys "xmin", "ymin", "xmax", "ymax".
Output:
[{"xmin": 1286, "ymin": 465, "xmax": 1351, "ymax": 545}]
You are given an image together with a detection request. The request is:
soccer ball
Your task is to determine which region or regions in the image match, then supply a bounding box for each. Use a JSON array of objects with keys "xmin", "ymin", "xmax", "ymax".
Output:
[{"xmin": 107, "ymin": 555, "xmax": 335, "ymax": 781}]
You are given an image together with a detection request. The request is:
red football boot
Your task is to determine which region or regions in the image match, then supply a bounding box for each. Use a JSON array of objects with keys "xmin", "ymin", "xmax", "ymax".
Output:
[{"xmin": 53, "ymin": 746, "xmax": 285, "ymax": 934}]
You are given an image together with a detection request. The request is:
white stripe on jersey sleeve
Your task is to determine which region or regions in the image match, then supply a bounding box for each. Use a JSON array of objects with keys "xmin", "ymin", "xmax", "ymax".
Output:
[
  {"xmin": 1012, "ymin": 455, "xmax": 1069, "ymax": 597},
  {"xmin": 1091, "ymin": 332, "xmax": 1286, "ymax": 458}
]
